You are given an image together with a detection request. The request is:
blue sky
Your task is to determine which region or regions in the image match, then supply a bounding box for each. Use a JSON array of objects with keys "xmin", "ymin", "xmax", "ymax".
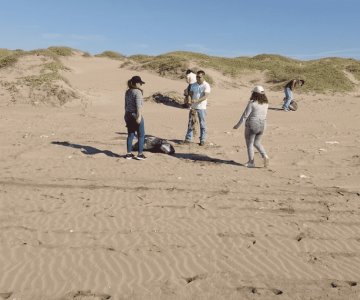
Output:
[{"xmin": 1, "ymin": 0, "xmax": 359, "ymax": 60}]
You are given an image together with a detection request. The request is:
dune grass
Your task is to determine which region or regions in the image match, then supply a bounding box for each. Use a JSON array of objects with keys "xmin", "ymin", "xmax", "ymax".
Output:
[
  {"xmin": 0, "ymin": 47, "xmax": 76, "ymax": 105},
  {"xmin": 2, "ymin": 47, "xmax": 360, "ymax": 93},
  {"xmin": 0, "ymin": 47, "xmax": 75, "ymax": 69},
  {"xmin": 47, "ymin": 46, "xmax": 74, "ymax": 56},
  {"xmin": 130, "ymin": 51, "xmax": 360, "ymax": 93},
  {"xmin": 0, "ymin": 49, "xmax": 24, "ymax": 69},
  {"xmin": 129, "ymin": 53, "xmax": 214, "ymax": 84},
  {"xmin": 95, "ymin": 50, "xmax": 125, "ymax": 60}
]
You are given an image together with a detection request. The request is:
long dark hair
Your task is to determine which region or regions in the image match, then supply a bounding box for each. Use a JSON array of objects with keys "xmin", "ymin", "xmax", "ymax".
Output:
[
  {"xmin": 250, "ymin": 92, "xmax": 268, "ymax": 104},
  {"xmin": 127, "ymin": 79, "xmax": 143, "ymax": 94}
]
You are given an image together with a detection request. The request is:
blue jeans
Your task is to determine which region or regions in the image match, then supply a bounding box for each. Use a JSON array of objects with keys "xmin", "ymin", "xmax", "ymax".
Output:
[
  {"xmin": 185, "ymin": 109, "xmax": 206, "ymax": 142},
  {"xmin": 283, "ymin": 87, "xmax": 293, "ymax": 109},
  {"xmin": 125, "ymin": 114, "xmax": 145, "ymax": 154}
]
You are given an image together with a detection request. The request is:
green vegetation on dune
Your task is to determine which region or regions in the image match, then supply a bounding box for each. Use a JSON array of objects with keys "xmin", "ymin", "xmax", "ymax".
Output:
[
  {"xmin": 0, "ymin": 47, "xmax": 77, "ymax": 105},
  {"xmin": 130, "ymin": 51, "xmax": 360, "ymax": 93},
  {"xmin": 0, "ymin": 48, "xmax": 24, "ymax": 68},
  {"xmin": 95, "ymin": 50, "xmax": 125, "ymax": 60},
  {"xmin": 130, "ymin": 53, "xmax": 186, "ymax": 76},
  {"xmin": 0, "ymin": 47, "xmax": 74, "ymax": 69},
  {"xmin": 47, "ymin": 46, "xmax": 74, "ymax": 56},
  {"xmin": 1, "ymin": 47, "xmax": 360, "ymax": 93}
]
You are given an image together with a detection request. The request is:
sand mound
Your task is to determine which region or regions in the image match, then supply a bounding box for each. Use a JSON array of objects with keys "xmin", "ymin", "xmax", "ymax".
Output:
[{"xmin": 0, "ymin": 54, "xmax": 79, "ymax": 106}]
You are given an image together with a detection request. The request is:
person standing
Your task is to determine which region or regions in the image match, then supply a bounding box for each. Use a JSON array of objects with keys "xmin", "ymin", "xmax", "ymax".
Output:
[
  {"xmin": 183, "ymin": 69, "xmax": 197, "ymax": 108},
  {"xmin": 282, "ymin": 79, "xmax": 304, "ymax": 111},
  {"xmin": 184, "ymin": 70, "xmax": 211, "ymax": 146},
  {"xmin": 124, "ymin": 75, "xmax": 146, "ymax": 160},
  {"xmin": 233, "ymin": 86, "xmax": 269, "ymax": 168}
]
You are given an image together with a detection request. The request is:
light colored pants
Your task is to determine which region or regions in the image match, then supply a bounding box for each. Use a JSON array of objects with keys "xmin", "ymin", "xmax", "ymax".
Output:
[
  {"xmin": 185, "ymin": 109, "xmax": 206, "ymax": 142},
  {"xmin": 245, "ymin": 118, "xmax": 267, "ymax": 161},
  {"xmin": 283, "ymin": 87, "xmax": 293, "ymax": 109}
]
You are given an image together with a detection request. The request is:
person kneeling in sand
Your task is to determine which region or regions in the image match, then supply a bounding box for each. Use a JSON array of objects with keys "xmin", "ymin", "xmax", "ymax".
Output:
[{"xmin": 233, "ymin": 86, "xmax": 269, "ymax": 168}]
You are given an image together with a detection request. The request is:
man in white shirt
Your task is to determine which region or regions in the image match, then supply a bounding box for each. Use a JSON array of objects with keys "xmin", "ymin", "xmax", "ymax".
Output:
[{"xmin": 184, "ymin": 70, "xmax": 211, "ymax": 146}]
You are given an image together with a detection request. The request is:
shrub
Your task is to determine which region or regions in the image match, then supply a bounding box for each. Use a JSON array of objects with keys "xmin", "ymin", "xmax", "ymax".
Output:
[
  {"xmin": 47, "ymin": 46, "xmax": 74, "ymax": 56},
  {"xmin": 95, "ymin": 51, "xmax": 125, "ymax": 60}
]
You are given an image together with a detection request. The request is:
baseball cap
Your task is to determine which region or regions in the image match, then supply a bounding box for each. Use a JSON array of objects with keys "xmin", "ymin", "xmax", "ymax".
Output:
[
  {"xmin": 131, "ymin": 76, "xmax": 145, "ymax": 84},
  {"xmin": 252, "ymin": 85, "xmax": 265, "ymax": 94}
]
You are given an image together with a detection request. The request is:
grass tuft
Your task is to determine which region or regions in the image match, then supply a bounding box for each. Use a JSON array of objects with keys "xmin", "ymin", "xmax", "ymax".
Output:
[
  {"xmin": 95, "ymin": 51, "xmax": 125, "ymax": 60},
  {"xmin": 129, "ymin": 51, "xmax": 360, "ymax": 93}
]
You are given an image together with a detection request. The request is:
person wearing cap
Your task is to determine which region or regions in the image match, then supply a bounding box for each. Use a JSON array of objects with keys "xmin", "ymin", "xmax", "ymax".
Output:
[
  {"xmin": 124, "ymin": 75, "xmax": 146, "ymax": 160},
  {"xmin": 233, "ymin": 86, "xmax": 269, "ymax": 168},
  {"xmin": 282, "ymin": 79, "xmax": 304, "ymax": 111},
  {"xmin": 184, "ymin": 70, "xmax": 211, "ymax": 146}
]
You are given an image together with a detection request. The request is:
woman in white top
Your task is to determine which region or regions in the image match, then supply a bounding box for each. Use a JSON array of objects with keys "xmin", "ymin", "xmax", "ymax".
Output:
[
  {"xmin": 233, "ymin": 86, "xmax": 269, "ymax": 168},
  {"xmin": 183, "ymin": 69, "xmax": 197, "ymax": 108}
]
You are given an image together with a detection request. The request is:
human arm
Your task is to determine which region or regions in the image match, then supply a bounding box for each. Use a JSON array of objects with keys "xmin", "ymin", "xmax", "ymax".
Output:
[
  {"xmin": 233, "ymin": 101, "xmax": 253, "ymax": 129},
  {"xmin": 134, "ymin": 89, "xmax": 143, "ymax": 124},
  {"xmin": 192, "ymin": 92, "xmax": 210, "ymax": 104},
  {"xmin": 136, "ymin": 107, "xmax": 142, "ymax": 124}
]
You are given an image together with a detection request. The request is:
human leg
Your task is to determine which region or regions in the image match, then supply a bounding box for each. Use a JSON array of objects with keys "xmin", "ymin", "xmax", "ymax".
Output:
[
  {"xmin": 245, "ymin": 126, "xmax": 256, "ymax": 166},
  {"xmin": 125, "ymin": 113, "xmax": 138, "ymax": 155},
  {"xmin": 127, "ymin": 131, "xmax": 136, "ymax": 154},
  {"xmin": 185, "ymin": 110, "xmax": 194, "ymax": 141},
  {"xmin": 197, "ymin": 109, "xmax": 207, "ymax": 144},
  {"xmin": 283, "ymin": 87, "xmax": 293, "ymax": 110},
  {"xmin": 252, "ymin": 119, "xmax": 269, "ymax": 167},
  {"xmin": 254, "ymin": 132, "xmax": 269, "ymax": 167},
  {"xmin": 136, "ymin": 117, "xmax": 145, "ymax": 155}
]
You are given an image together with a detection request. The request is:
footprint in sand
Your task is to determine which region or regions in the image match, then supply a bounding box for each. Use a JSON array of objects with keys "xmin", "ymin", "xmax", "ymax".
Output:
[
  {"xmin": 331, "ymin": 280, "xmax": 358, "ymax": 288},
  {"xmin": 0, "ymin": 292, "xmax": 13, "ymax": 300},
  {"xmin": 347, "ymin": 281, "xmax": 357, "ymax": 287}
]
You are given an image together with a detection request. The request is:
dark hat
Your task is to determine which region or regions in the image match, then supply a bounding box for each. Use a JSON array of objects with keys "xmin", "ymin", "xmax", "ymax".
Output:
[{"xmin": 131, "ymin": 75, "xmax": 145, "ymax": 84}]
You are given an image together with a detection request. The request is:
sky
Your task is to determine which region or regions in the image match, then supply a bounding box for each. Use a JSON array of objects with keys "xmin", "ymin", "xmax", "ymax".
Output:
[{"xmin": 1, "ymin": 0, "xmax": 359, "ymax": 60}]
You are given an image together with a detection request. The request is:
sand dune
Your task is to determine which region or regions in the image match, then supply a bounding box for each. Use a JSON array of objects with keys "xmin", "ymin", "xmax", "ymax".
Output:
[{"xmin": 0, "ymin": 53, "xmax": 360, "ymax": 299}]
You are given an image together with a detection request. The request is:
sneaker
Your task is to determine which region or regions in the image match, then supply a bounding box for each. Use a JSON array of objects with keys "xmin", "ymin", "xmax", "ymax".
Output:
[
  {"xmin": 244, "ymin": 161, "xmax": 255, "ymax": 168},
  {"xmin": 125, "ymin": 153, "xmax": 135, "ymax": 160},
  {"xmin": 263, "ymin": 156, "xmax": 269, "ymax": 168},
  {"xmin": 282, "ymin": 107, "xmax": 289, "ymax": 112},
  {"xmin": 199, "ymin": 141, "xmax": 205, "ymax": 146},
  {"xmin": 135, "ymin": 154, "xmax": 147, "ymax": 160},
  {"xmin": 182, "ymin": 140, "xmax": 191, "ymax": 144}
]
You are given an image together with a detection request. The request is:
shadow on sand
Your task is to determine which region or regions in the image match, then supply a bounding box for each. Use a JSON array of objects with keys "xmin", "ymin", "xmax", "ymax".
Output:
[
  {"xmin": 52, "ymin": 141, "xmax": 121, "ymax": 158},
  {"xmin": 268, "ymin": 106, "xmax": 284, "ymax": 111},
  {"xmin": 173, "ymin": 153, "xmax": 242, "ymax": 166}
]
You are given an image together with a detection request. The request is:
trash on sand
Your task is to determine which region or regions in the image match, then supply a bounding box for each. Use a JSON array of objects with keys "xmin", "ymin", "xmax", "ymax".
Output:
[{"xmin": 325, "ymin": 141, "xmax": 339, "ymax": 144}]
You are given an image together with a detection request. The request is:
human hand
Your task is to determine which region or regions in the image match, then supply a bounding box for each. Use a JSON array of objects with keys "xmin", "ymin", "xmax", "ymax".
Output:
[
  {"xmin": 136, "ymin": 117, "xmax": 141, "ymax": 124},
  {"xmin": 233, "ymin": 123, "xmax": 240, "ymax": 129}
]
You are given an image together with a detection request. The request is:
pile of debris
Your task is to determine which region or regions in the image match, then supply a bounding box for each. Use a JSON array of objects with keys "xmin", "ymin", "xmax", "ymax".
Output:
[{"xmin": 145, "ymin": 91, "xmax": 185, "ymax": 108}]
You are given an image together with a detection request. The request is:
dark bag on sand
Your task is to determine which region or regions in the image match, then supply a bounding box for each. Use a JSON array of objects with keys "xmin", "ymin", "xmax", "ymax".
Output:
[{"xmin": 134, "ymin": 135, "xmax": 175, "ymax": 154}]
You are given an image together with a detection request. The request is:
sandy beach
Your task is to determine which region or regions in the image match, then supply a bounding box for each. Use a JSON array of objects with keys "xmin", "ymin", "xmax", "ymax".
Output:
[{"xmin": 1, "ymin": 53, "xmax": 360, "ymax": 300}]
